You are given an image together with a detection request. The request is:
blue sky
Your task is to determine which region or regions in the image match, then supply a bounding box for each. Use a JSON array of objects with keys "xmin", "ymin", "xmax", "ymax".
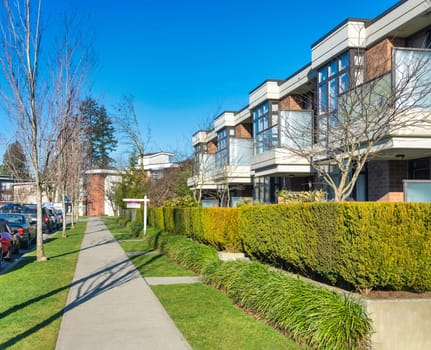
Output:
[{"xmin": 2, "ymin": 0, "xmax": 399, "ymax": 163}]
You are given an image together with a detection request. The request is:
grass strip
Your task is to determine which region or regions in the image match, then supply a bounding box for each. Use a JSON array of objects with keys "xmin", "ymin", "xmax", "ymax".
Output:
[
  {"xmin": 152, "ymin": 283, "xmax": 299, "ymax": 350},
  {"xmin": 0, "ymin": 222, "xmax": 86, "ymax": 350},
  {"xmin": 129, "ymin": 252, "xmax": 196, "ymax": 277}
]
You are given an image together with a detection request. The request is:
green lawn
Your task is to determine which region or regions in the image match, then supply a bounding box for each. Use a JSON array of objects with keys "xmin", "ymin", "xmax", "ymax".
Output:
[
  {"xmin": 118, "ymin": 239, "xmax": 150, "ymax": 252},
  {"xmin": 103, "ymin": 218, "xmax": 133, "ymax": 239},
  {"xmin": 129, "ymin": 252, "xmax": 196, "ymax": 277},
  {"xmin": 0, "ymin": 222, "xmax": 86, "ymax": 350},
  {"xmin": 152, "ymin": 283, "xmax": 299, "ymax": 350}
]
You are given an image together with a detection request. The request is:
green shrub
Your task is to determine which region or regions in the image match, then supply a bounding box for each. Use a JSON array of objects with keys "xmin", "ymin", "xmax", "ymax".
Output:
[
  {"xmin": 336, "ymin": 203, "xmax": 431, "ymax": 291},
  {"xmin": 148, "ymin": 207, "xmax": 165, "ymax": 230},
  {"xmin": 127, "ymin": 221, "xmax": 144, "ymax": 237},
  {"xmin": 117, "ymin": 217, "xmax": 131, "ymax": 227},
  {"xmin": 239, "ymin": 202, "xmax": 431, "ymax": 291},
  {"xmin": 163, "ymin": 207, "xmax": 175, "ymax": 232},
  {"xmin": 197, "ymin": 208, "xmax": 241, "ymax": 252},
  {"xmin": 145, "ymin": 228, "xmax": 218, "ymax": 274},
  {"xmin": 202, "ymin": 260, "xmax": 372, "ymax": 350},
  {"xmin": 278, "ymin": 189, "xmax": 326, "ymax": 203},
  {"xmin": 163, "ymin": 195, "xmax": 199, "ymax": 208},
  {"xmin": 147, "ymin": 226, "xmax": 371, "ymax": 348}
]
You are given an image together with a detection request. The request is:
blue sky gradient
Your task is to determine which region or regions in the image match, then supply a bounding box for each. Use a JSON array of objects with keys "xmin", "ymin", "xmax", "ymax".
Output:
[{"xmin": 2, "ymin": 0, "xmax": 399, "ymax": 163}]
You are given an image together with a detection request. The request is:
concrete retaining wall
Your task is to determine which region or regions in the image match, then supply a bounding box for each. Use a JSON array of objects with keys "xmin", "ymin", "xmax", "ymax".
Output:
[{"xmin": 363, "ymin": 297, "xmax": 431, "ymax": 350}]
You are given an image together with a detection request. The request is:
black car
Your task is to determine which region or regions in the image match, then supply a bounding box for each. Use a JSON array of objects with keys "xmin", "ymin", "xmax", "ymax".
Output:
[
  {"xmin": 22, "ymin": 206, "xmax": 54, "ymax": 234},
  {"xmin": 45, "ymin": 207, "xmax": 60, "ymax": 231}
]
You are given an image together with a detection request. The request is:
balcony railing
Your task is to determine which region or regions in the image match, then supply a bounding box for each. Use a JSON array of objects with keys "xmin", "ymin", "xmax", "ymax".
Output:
[{"xmin": 216, "ymin": 138, "xmax": 253, "ymax": 168}]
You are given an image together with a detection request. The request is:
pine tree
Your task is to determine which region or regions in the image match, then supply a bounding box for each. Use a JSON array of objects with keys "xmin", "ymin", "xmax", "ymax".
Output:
[
  {"xmin": 1, "ymin": 141, "xmax": 30, "ymax": 179},
  {"xmin": 80, "ymin": 97, "xmax": 117, "ymax": 169}
]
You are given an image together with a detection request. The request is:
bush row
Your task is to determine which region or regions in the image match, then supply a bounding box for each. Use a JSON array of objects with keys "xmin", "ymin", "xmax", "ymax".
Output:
[
  {"xmin": 148, "ymin": 202, "xmax": 431, "ymax": 292},
  {"xmin": 239, "ymin": 203, "xmax": 431, "ymax": 291},
  {"xmin": 203, "ymin": 260, "xmax": 372, "ymax": 350},
  {"xmin": 143, "ymin": 228, "xmax": 372, "ymax": 350},
  {"xmin": 114, "ymin": 215, "xmax": 143, "ymax": 238}
]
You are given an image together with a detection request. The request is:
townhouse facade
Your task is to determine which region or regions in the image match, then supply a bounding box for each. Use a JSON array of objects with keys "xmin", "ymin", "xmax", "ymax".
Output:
[{"xmin": 188, "ymin": 0, "xmax": 431, "ymax": 206}]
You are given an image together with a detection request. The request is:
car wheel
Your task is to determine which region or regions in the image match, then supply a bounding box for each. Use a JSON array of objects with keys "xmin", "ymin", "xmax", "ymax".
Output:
[{"xmin": 21, "ymin": 238, "xmax": 30, "ymax": 250}]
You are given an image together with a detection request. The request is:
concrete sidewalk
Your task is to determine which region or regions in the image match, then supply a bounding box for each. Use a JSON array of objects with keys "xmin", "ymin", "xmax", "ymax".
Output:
[{"xmin": 55, "ymin": 217, "xmax": 192, "ymax": 350}]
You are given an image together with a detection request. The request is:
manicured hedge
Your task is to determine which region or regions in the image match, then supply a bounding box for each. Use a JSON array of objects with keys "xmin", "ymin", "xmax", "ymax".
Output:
[
  {"xmin": 239, "ymin": 202, "xmax": 431, "ymax": 292},
  {"xmin": 149, "ymin": 202, "xmax": 431, "ymax": 292},
  {"xmin": 148, "ymin": 207, "xmax": 241, "ymax": 252}
]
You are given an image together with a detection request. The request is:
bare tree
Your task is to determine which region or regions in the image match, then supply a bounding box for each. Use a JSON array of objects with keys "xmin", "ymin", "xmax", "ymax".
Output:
[
  {"xmin": 0, "ymin": 0, "xmax": 49, "ymax": 260},
  {"xmin": 189, "ymin": 110, "xmax": 222, "ymax": 204},
  {"xmin": 114, "ymin": 95, "xmax": 150, "ymax": 170},
  {"xmin": 0, "ymin": 0, "xmax": 92, "ymax": 259},
  {"xmin": 147, "ymin": 160, "xmax": 191, "ymax": 207},
  {"xmin": 63, "ymin": 117, "xmax": 86, "ymax": 228},
  {"xmin": 281, "ymin": 47, "xmax": 431, "ymax": 202},
  {"xmin": 50, "ymin": 14, "xmax": 94, "ymax": 237}
]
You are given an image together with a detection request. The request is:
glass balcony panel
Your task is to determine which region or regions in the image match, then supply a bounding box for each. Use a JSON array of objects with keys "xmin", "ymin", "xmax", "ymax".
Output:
[
  {"xmin": 394, "ymin": 48, "xmax": 431, "ymax": 110},
  {"xmin": 279, "ymin": 110, "xmax": 312, "ymax": 148},
  {"xmin": 229, "ymin": 138, "xmax": 253, "ymax": 165}
]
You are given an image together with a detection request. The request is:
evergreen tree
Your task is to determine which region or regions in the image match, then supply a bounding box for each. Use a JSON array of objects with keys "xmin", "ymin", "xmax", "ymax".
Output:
[
  {"xmin": 80, "ymin": 97, "xmax": 117, "ymax": 169},
  {"xmin": 1, "ymin": 141, "xmax": 30, "ymax": 179}
]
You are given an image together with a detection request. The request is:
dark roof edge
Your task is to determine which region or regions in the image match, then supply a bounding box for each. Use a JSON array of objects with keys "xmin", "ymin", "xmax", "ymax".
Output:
[
  {"xmin": 311, "ymin": 18, "xmax": 371, "ymax": 48},
  {"xmin": 365, "ymin": 0, "xmax": 408, "ymax": 28},
  {"xmin": 311, "ymin": 0, "xmax": 408, "ymax": 48},
  {"xmin": 248, "ymin": 79, "xmax": 284, "ymax": 95},
  {"xmin": 281, "ymin": 63, "xmax": 312, "ymax": 82}
]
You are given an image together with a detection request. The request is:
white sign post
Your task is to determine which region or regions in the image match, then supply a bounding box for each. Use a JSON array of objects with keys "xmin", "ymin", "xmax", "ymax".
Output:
[
  {"xmin": 143, "ymin": 195, "xmax": 150, "ymax": 235},
  {"xmin": 123, "ymin": 196, "xmax": 150, "ymax": 235}
]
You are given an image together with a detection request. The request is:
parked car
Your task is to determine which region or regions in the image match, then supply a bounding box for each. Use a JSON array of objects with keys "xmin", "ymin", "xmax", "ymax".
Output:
[
  {"xmin": 56, "ymin": 209, "xmax": 64, "ymax": 229},
  {"xmin": 0, "ymin": 219, "xmax": 20, "ymax": 259},
  {"xmin": 0, "ymin": 203, "xmax": 24, "ymax": 213},
  {"xmin": 45, "ymin": 207, "xmax": 60, "ymax": 230},
  {"xmin": 21, "ymin": 206, "xmax": 54, "ymax": 234},
  {"xmin": 0, "ymin": 213, "xmax": 34, "ymax": 249}
]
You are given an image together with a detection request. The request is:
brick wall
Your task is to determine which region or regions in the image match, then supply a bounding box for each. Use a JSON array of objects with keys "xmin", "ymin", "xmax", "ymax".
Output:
[
  {"xmin": 87, "ymin": 174, "xmax": 106, "ymax": 216},
  {"xmin": 207, "ymin": 141, "xmax": 217, "ymax": 154},
  {"xmin": 368, "ymin": 160, "xmax": 407, "ymax": 202},
  {"xmin": 234, "ymin": 123, "xmax": 252, "ymax": 138},
  {"xmin": 366, "ymin": 38, "xmax": 405, "ymax": 80},
  {"xmin": 279, "ymin": 95, "xmax": 303, "ymax": 110}
]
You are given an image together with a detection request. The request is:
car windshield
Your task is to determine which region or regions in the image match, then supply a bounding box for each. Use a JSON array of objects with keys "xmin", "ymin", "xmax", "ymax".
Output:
[{"xmin": 0, "ymin": 214, "xmax": 25, "ymax": 225}]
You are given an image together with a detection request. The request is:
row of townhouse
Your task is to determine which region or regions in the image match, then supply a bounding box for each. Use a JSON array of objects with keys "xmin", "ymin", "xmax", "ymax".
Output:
[{"xmin": 188, "ymin": 0, "xmax": 431, "ymax": 206}]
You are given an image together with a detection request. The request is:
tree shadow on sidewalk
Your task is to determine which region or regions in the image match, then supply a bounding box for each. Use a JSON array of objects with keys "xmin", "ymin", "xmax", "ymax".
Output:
[{"xmin": 0, "ymin": 253, "xmax": 159, "ymax": 348}]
